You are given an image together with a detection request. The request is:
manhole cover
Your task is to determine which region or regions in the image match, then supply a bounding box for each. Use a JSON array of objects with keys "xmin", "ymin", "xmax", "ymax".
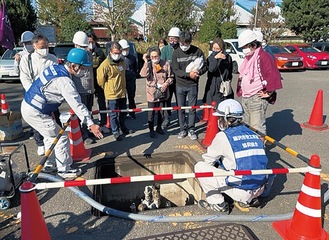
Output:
[{"xmin": 131, "ymin": 223, "xmax": 257, "ymax": 240}]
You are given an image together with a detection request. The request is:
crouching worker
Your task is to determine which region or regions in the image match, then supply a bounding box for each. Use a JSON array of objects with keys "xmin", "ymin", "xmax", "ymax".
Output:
[
  {"xmin": 21, "ymin": 48, "xmax": 103, "ymax": 179},
  {"xmin": 195, "ymin": 99, "xmax": 270, "ymax": 212}
]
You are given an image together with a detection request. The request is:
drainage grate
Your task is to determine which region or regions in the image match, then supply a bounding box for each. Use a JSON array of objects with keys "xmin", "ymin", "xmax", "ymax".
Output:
[{"xmin": 131, "ymin": 223, "xmax": 257, "ymax": 240}]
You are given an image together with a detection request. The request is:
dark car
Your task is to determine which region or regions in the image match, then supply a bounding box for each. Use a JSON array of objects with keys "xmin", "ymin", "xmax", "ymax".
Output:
[
  {"xmin": 49, "ymin": 43, "xmax": 74, "ymax": 64},
  {"xmin": 312, "ymin": 42, "xmax": 329, "ymax": 53}
]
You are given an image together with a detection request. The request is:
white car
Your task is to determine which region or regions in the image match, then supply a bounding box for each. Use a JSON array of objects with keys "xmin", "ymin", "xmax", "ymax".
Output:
[
  {"xmin": 224, "ymin": 39, "xmax": 245, "ymax": 74},
  {"xmin": 0, "ymin": 47, "xmax": 23, "ymax": 82}
]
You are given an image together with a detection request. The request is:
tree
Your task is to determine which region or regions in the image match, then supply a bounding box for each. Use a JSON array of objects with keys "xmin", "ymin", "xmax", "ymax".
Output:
[
  {"xmin": 250, "ymin": 0, "xmax": 285, "ymax": 41},
  {"xmin": 197, "ymin": 0, "xmax": 236, "ymax": 43},
  {"xmin": 37, "ymin": 0, "xmax": 91, "ymax": 42},
  {"xmin": 147, "ymin": 0, "xmax": 196, "ymax": 41},
  {"xmin": 282, "ymin": 0, "xmax": 329, "ymax": 42},
  {"xmin": 93, "ymin": 0, "xmax": 136, "ymax": 41},
  {"xmin": 4, "ymin": 0, "xmax": 37, "ymax": 45}
]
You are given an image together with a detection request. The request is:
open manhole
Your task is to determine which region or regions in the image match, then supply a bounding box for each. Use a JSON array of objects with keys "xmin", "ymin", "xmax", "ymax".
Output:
[{"xmin": 91, "ymin": 151, "xmax": 203, "ymax": 217}]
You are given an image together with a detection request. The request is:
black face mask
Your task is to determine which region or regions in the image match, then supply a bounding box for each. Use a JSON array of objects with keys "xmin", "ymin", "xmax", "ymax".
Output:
[
  {"xmin": 170, "ymin": 42, "xmax": 179, "ymax": 49},
  {"xmin": 212, "ymin": 51, "xmax": 219, "ymax": 56}
]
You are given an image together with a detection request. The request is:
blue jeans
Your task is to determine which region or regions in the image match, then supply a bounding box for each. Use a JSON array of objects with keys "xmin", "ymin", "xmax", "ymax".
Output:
[
  {"xmin": 242, "ymin": 95, "xmax": 269, "ymax": 134},
  {"xmin": 108, "ymin": 98, "xmax": 127, "ymax": 134},
  {"xmin": 176, "ymin": 85, "xmax": 198, "ymax": 131}
]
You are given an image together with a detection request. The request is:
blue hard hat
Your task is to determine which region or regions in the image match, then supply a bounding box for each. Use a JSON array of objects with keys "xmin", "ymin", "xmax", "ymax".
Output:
[{"xmin": 66, "ymin": 48, "xmax": 91, "ymax": 66}]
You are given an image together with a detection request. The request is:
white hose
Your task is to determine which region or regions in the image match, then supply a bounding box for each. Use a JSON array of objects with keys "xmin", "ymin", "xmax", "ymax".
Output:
[{"xmin": 38, "ymin": 173, "xmax": 329, "ymax": 223}]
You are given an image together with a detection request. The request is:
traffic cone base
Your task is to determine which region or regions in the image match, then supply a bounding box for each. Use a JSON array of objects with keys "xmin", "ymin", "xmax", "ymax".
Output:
[
  {"xmin": 273, "ymin": 155, "xmax": 329, "ymax": 240},
  {"xmin": 69, "ymin": 112, "xmax": 92, "ymax": 162},
  {"xmin": 301, "ymin": 89, "xmax": 329, "ymax": 131}
]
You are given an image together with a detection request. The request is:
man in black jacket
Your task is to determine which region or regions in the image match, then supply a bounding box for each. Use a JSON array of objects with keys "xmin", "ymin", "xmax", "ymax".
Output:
[{"xmin": 171, "ymin": 31, "xmax": 208, "ymax": 140}]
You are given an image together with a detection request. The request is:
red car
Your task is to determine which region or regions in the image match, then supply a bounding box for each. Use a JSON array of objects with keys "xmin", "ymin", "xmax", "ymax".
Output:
[
  {"xmin": 284, "ymin": 44, "xmax": 329, "ymax": 69},
  {"xmin": 269, "ymin": 45, "xmax": 304, "ymax": 71}
]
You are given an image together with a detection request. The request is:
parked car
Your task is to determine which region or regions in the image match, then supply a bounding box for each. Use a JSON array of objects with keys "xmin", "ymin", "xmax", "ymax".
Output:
[
  {"xmin": 269, "ymin": 45, "xmax": 304, "ymax": 71},
  {"xmin": 284, "ymin": 44, "xmax": 329, "ymax": 69},
  {"xmin": 312, "ymin": 42, "xmax": 329, "ymax": 53},
  {"xmin": 49, "ymin": 43, "xmax": 74, "ymax": 64},
  {"xmin": 0, "ymin": 47, "xmax": 23, "ymax": 82}
]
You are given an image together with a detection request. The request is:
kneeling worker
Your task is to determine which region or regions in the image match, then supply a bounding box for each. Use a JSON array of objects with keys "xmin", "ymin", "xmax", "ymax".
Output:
[
  {"xmin": 21, "ymin": 48, "xmax": 103, "ymax": 179},
  {"xmin": 195, "ymin": 99, "xmax": 269, "ymax": 212}
]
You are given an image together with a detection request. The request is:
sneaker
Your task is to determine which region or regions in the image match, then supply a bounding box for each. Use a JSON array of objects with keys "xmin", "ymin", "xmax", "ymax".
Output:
[
  {"xmin": 149, "ymin": 131, "xmax": 156, "ymax": 138},
  {"xmin": 237, "ymin": 198, "xmax": 261, "ymax": 208},
  {"xmin": 198, "ymin": 200, "xmax": 229, "ymax": 212},
  {"xmin": 156, "ymin": 127, "xmax": 164, "ymax": 135},
  {"xmin": 37, "ymin": 146, "xmax": 45, "ymax": 156},
  {"xmin": 100, "ymin": 126, "xmax": 111, "ymax": 134},
  {"xmin": 114, "ymin": 132, "xmax": 123, "ymax": 141},
  {"xmin": 42, "ymin": 162, "xmax": 57, "ymax": 173},
  {"xmin": 58, "ymin": 168, "xmax": 82, "ymax": 179},
  {"xmin": 178, "ymin": 130, "xmax": 187, "ymax": 139},
  {"xmin": 84, "ymin": 138, "xmax": 94, "ymax": 145},
  {"xmin": 122, "ymin": 128, "xmax": 135, "ymax": 135},
  {"xmin": 188, "ymin": 130, "xmax": 197, "ymax": 140}
]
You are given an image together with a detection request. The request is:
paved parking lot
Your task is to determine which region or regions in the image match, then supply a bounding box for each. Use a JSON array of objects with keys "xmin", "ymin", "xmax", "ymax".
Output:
[{"xmin": 1, "ymin": 69, "xmax": 329, "ymax": 239}]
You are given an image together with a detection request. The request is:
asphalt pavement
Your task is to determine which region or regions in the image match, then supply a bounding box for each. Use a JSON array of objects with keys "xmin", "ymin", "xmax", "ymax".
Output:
[{"xmin": 0, "ymin": 69, "xmax": 329, "ymax": 240}]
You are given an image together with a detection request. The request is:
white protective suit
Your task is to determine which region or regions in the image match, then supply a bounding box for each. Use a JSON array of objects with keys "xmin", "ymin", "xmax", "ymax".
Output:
[
  {"xmin": 194, "ymin": 131, "xmax": 265, "ymax": 205},
  {"xmin": 19, "ymin": 51, "xmax": 58, "ymax": 91},
  {"xmin": 21, "ymin": 65, "xmax": 94, "ymax": 172}
]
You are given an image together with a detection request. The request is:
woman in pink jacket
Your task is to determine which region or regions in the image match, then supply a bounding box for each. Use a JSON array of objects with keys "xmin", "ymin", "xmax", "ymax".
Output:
[
  {"xmin": 236, "ymin": 30, "xmax": 282, "ymax": 140},
  {"xmin": 140, "ymin": 47, "xmax": 174, "ymax": 138}
]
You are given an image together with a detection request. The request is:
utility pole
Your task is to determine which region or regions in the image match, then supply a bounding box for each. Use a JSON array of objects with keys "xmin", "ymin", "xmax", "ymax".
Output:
[{"xmin": 254, "ymin": 0, "xmax": 259, "ymax": 29}]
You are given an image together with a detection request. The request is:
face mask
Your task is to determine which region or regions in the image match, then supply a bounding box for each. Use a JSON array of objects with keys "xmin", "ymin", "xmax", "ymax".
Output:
[
  {"xmin": 170, "ymin": 42, "xmax": 178, "ymax": 48},
  {"xmin": 74, "ymin": 68, "xmax": 86, "ymax": 78},
  {"xmin": 180, "ymin": 44, "xmax": 190, "ymax": 52},
  {"xmin": 24, "ymin": 44, "xmax": 33, "ymax": 53},
  {"xmin": 242, "ymin": 48, "xmax": 252, "ymax": 56},
  {"xmin": 88, "ymin": 43, "xmax": 95, "ymax": 50},
  {"xmin": 151, "ymin": 58, "xmax": 160, "ymax": 64},
  {"xmin": 36, "ymin": 48, "xmax": 49, "ymax": 57},
  {"xmin": 111, "ymin": 53, "xmax": 121, "ymax": 61},
  {"xmin": 122, "ymin": 50, "xmax": 128, "ymax": 57},
  {"xmin": 261, "ymin": 42, "xmax": 267, "ymax": 47}
]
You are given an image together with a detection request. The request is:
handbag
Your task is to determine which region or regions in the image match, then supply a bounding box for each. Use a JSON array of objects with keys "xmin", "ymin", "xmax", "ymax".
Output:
[
  {"xmin": 154, "ymin": 86, "xmax": 167, "ymax": 100},
  {"xmin": 219, "ymin": 73, "xmax": 233, "ymax": 97}
]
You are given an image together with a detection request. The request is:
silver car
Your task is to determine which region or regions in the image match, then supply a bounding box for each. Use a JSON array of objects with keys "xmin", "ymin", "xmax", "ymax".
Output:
[{"xmin": 0, "ymin": 47, "xmax": 23, "ymax": 82}]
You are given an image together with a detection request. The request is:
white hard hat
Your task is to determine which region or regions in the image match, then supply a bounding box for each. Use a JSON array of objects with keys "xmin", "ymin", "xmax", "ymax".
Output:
[
  {"xmin": 168, "ymin": 27, "xmax": 181, "ymax": 37},
  {"xmin": 213, "ymin": 99, "xmax": 243, "ymax": 118},
  {"xmin": 73, "ymin": 31, "xmax": 88, "ymax": 47},
  {"xmin": 118, "ymin": 39, "xmax": 130, "ymax": 49},
  {"xmin": 238, "ymin": 30, "xmax": 257, "ymax": 48},
  {"xmin": 254, "ymin": 31, "xmax": 263, "ymax": 42},
  {"xmin": 21, "ymin": 31, "xmax": 34, "ymax": 43}
]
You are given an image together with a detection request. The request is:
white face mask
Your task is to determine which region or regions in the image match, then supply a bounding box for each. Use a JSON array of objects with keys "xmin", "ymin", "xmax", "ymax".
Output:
[
  {"xmin": 36, "ymin": 48, "xmax": 49, "ymax": 57},
  {"xmin": 122, "ymin": 50, "xmax": 128, "ymax": 57},
  {"xmin": 242, "ymin": 48, "xmax": 252, "ymax": 56},
  {"xmin": 180, "ymin": 44, "xmax": 190, "ymax": 52},
  {"xmin": 261, "ymin": 42, "xmax": 267, "ymax": 47},
  {"xmin": 88, "ymin": 43, "xmax": 94, "ymax": 50},
  {"xmin": 24, "ymin": 44, "xmax": 33, "ymax": 53},
  {"xmin": 151, "ymin": 58, "xmax": 160, "ymax": 64},
  {"xmin": 74, "ymin": 68, "xmax": 86, "ymax": 78},
  {"xmin": 111, "ymin": 53, "xmax": 121, "ymax": 61}
]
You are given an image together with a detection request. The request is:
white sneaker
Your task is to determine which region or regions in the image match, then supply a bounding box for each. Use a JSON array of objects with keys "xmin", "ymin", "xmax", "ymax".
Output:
[
  {"xmin": 100, "ymin": 126, "xmax": 111, "ymax": 134},
  {"xmin": 37, "ymin": 146, "xmax": 45, "ymax": 156},
  {"xmin": 58, "ymin": 168, "xmax": 82, "ymax": 179}
]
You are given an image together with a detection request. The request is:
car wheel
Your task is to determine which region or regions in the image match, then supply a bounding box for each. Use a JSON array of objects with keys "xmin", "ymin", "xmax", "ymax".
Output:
[{"xmin": 232, "ymin": 61, "xmax": 239, "ymax": 74}]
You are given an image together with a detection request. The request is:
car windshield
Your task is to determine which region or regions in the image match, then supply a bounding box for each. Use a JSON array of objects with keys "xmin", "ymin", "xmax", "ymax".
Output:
[
  {"xmin": 270, "ymin": 45, "xmax": 291, "ymax": 54},
  {"xmin": 1, "ymin": 49, "xmax": 20, "ymax": 60},
  {"xmin": 231, "ymin": 41, "xmax": 243, "ymax": 52},
  {"xmin": 299, "ymin": 46, "xmax": 320, "ymax": 53},
  {"xmin": 53, "ymin": 46, "xmax": 74, "ymax": 59}
]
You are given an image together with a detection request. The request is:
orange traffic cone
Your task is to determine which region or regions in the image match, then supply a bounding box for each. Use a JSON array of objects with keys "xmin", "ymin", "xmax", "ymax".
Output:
[
  {"xmin": 20, "ymin": 181, "xmax": 51, "ymax": 240},
  {"xmin": 200, "ymin": 102, "xmax": 218, "ymax": 148},
  {"xmin": 301, "ymin": 89, "xmax": 328, "ymax": 131},
  {"xmin": 200, "ymin": 103, "xmax": 210, "ymax": 122},
  {"xmin": 1, "ymin": 93, "xmax": 10, "ymax": 115},
  {"xmin": 272, "ymin": 155, "xmax": 329, "ymax": 240},
  {"xmin": 105, "ymin": 112, "xmax": 111, "ymax": 128},
  {"xmin": 69, "ymin": 110, "xmax": 92, "ymax": 162}
]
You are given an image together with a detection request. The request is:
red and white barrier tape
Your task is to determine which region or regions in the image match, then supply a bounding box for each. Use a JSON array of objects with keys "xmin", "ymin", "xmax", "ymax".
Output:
[
  {"xmin": 34, "ymin": 166, "xmax": 312, "ymax": 190},
  {"xmin": 91, "ymin": 105, "xmax": 213, "ymax": 114}
]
